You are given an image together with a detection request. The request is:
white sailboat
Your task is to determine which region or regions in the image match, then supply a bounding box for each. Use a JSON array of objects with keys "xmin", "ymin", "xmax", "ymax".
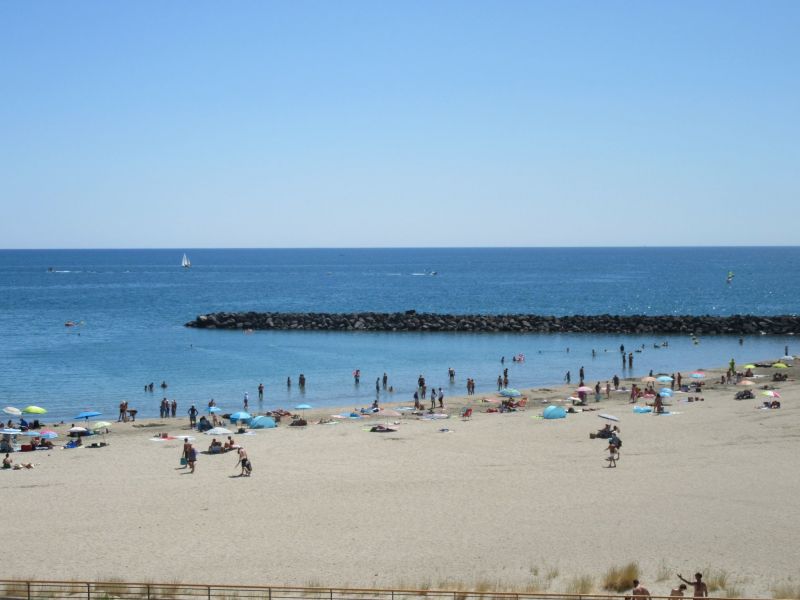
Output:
[{"xmin": 181, "ymin": 253, "xmax": 191, "ymax": 269}]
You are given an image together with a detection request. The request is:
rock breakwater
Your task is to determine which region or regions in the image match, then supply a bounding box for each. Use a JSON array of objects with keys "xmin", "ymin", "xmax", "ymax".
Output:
[{"xmin": 185, "ymin": 311, "xmax": 800, "ymax": 335}]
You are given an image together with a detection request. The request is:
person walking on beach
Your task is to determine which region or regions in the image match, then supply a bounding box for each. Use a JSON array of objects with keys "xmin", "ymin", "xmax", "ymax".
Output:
[
  {"xmin": 677, "ymin": 573, "xmax": 708, "ymax": 598},
  {"xmin": 438, "ymin": 388, "xmax": 444, "ymax": 408},
  {"xmin": 186, "ymin": 444, "xmax": 197, "ymax": 474},
  {"xmin": 630, "ymin": 580, "xmax": 650, "ymax": 598},
  {"xmin": 188, "ymin": 405, "xmax": 198, "ymax": 428},
  {"xmin": 181, "ymin": 437, "xmax": 192, "ymax": 468},
  {"xmin": 605, "ymin": 381, "xmax": 611, "ymax": 399},
  {"xmin": 605, "ymin": 440, "xmax": 619, "ymax": 468},
  {"xmin": 258, "ymin": 383, "xmax": 264, "ymax": 401},
  {"xmin": 235, "ymin": 447, "xmax": 251, "ymax": 477}
]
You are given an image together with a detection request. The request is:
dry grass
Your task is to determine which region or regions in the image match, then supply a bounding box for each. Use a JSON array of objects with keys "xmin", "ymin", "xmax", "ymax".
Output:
[
  {"xmin": 773, "ymin": 582, "xmax": 800, "ymax": 599},
  {"xmin": 566, "ymin": 575, "xmax": 594, "ymax": 595},
  {"xmin": 655, "ymin": 560, "xmax": 671, "ymax": 582},
  {"xmin": 705, "ymin": 569, "xmax": 729, "ymax": 593},
  {"xmin": 602, "ymin": 562, "xmax": 640, "ymax": 593}
]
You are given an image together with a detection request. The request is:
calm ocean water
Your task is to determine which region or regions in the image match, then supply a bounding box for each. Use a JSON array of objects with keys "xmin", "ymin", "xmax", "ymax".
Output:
[{"xmin": 0, "ymin": 248, "xmax": 797, "ymax": 420}]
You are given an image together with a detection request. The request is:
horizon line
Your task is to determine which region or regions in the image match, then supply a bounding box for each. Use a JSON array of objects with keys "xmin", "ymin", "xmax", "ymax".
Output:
[{"xmin": 2, "ymin": 244, "xmax": 800, "ymax": 251}]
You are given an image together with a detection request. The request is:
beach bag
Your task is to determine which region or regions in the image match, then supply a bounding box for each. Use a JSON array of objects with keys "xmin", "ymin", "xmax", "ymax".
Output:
[{"xmin": 180, "ymin": 457, "xmax": 187, "ymax": 466}]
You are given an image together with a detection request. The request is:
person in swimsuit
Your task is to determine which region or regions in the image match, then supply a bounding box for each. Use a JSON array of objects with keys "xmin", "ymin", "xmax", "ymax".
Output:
[
  {"xmin": 670, "ymin": 584, "xmax": 687, "ymax": 597},
  {"xmin": 677, "ymin": 573, "xmax": 708, "ymax": 598},
  {"xmin": 630, "ymin": 580, "xmax": 651, "ymax": 599},
  {"xmin": 236, "ymin": 448, "xmax": 251, "ymax": 476}
]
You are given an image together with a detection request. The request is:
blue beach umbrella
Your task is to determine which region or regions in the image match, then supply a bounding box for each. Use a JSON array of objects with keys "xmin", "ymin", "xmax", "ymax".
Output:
[
  {"xmin": 659, "ymin": 388, "xmax": 673, "ymax": 397},
  {"xmin": 74, "ymin": 411, "xmax": 102, "ymax": 423},
  {"xmin": 294, "ymin": 404, "xmax": 312, "ymax": 418},
  {"xmin": 691, "ymin": 371, "xmax": 706, "ymax": 379},
  {"xmin": 207, "ymin": 406, "xmax": 222, "ymax": 414},
  {"xmin": 499, "ymin": 388, "xmax": 522, "ymax": 398},
  {"xmin": 40, "ymin": 431, "xmax": 58, "ymax": 440},
  {"xmin": 656, "ymin": 375, "xmax": 673, "ymax": 383},
  {"xmin": 229, "ymin": 411, "xmax": 251, "ymax": 424},
  {"xmin": 1, "ymin": 428, "xmax": 21, "ymax": 435}
]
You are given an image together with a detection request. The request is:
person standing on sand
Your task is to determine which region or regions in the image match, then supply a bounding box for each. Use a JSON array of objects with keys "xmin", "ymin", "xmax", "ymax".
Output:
[
  {"xmin": 630, "ymin": 580, "xmax": 650, "ymax": 598},
  {"xmin": 605, "ymin": 381, "xmax": 611, "ymax": 399},
  {"xmin": 605, "ymin": 440, "xmax": 619, "ymax": 467},
  {"xmin": 613, "ymin": 374, "xmax": 620, "ymax": 390},
  {"xmin": 438, "ymin": 388, "xmax": 444, "ymax": 408},
  {"xmin": 677, "ymin": 573, "xmax": 708, "ymax": 598},
  {"xmin": 188, "ymin": 405, "xmax": 198, "ymax": 428},
  {"xmin": 186, "ymin": 444, "xmax": 197, "ymax": 473}
]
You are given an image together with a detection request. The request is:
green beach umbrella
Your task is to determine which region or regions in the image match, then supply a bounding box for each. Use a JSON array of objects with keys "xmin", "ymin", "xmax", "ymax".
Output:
[
  {"xmin": 743, "ymin": 364, "xmax": 757, "ymax": 369},
  {"xmin": 772, "ymin": 363, "xmax": 788, "ymax": 369},
  {"xmin": 22, "ymin": 406, "xmax": 47, "ymax": 414}
]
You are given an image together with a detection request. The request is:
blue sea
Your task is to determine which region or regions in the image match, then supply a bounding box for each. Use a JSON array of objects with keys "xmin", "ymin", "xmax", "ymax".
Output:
[{"xmin": 0, "ymin": 247, "xmax": 797, "ymax": 421}]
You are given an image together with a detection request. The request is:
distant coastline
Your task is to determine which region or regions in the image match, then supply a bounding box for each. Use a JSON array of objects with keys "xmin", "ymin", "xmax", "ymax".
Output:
[{"xmin": 186, "ymin": 311, "xmax": 800, "ymax": 335}]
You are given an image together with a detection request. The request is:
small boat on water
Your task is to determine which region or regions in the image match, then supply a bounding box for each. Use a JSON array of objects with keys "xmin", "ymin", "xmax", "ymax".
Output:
[
  {"xmin": 181, "ymin": 253, "xmax": 191, "ymax": 269},
  {"xmin": 726, "ymin": 271, "xmax": 735, "ymax": 284}
]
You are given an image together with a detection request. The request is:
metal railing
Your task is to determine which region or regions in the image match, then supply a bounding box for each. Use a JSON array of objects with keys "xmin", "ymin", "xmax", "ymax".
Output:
[{"xmin": 0, "ymin": 581, "xmax": 772, "ymax": 600}]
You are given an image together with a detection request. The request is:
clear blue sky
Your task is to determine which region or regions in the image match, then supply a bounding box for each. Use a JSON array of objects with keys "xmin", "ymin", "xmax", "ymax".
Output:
[{"xmin": 1, "ymin": 1, "xmax": 798, "ymax": 248}]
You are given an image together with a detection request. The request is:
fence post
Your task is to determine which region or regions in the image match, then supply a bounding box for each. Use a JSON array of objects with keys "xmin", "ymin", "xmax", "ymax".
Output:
[
  {"xmin": 147, "ymin": 583, "xmax": 151, "ymax": 600},
  {"xmin": 26, "ymin": 581, "xmax": 30, "ymax": 600},
  {"xmin": 87, "ymin": 582, "xmax": 91, "ymax": 600},
  {"xmin": 208, "ymin": 586, "xmax": 212, "ymax": 600}
]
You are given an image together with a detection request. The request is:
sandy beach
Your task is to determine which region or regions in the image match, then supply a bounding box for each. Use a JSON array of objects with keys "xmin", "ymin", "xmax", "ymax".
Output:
[{"xmin": 2, "ymin": 357, "xmax": 798, "ymax": 597}]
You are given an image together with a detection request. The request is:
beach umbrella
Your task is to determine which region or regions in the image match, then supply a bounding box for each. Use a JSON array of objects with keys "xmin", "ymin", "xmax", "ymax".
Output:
[
  {"xmin": 69, "ymin": 426, "xmax": 88, "ymax": 434},
  {"xmin": 40, "ymin": 431, "xmax": 58, "ymax": 440},
  {"xmin": 21, "ymin": 430, "xmax": 41, "ymax": 437},
  {"xmin": 205, "ymin": 427, "xmax": 232, "ymax": 436},
  {"xmin": 640, "ymin": 376, "xmax": 657, "ymax": 383},
  {"xmin": 229, "ymin": 411, "xmax": 251, "ymax": 423},
  {"xmin": 207, "ymin": 406, "xmax": 222, "ymax": 414},
  {"xmin": 762, "ymin": 391, "xmax": 781, "ymax": 398},
  {"xmin": 738, "ymin": 380, "xmax": 755, "ymax": 386},
  {"xmin": 656, "ymin": 375, "xmax": 673, "ymax": 383},
  {"xmin": 743, "ymin": 364, "xmax": 757, "ymax": 369},
  {"xmin": 3, "ymin": 407, "xmax": 21, "ymax": 417},
  {"xmin": 294, "ymin": 404, "xmax": 312, "ymax": 418},
  {"xmin": 74, "ymin": 411, "xmax": 102, "ymax": 423},
  {"xmin": 690, "ymin": 372, "xmax": 706, "ymax": 379},
  {"xmin": 0, "ymin": 428, "xmax": 21, "ymax": 435},
  {"xmin": 498, "ymin": 388, "xmax": 521, "ymax": 398},
  {"xmin": 91, "ymin": 421, "xmax": 112, "ymax": 431},
  {"xmin": 781, "ymin": 355, "xmax": 794, "ymax": 361},
  {"xmin": 575, "ymin": 386, "xmax": 593, "ymax": 393},
  {"xmin": 22, "ymin": 406, "xmax": 47, "ymax": 415},
  {"xmin": 772, "ymin": 363, "xmax": 789, "ymax": 369},
  {"xmin": 659, "ymin": 388, "xmax": 673, "ymax": 396}
]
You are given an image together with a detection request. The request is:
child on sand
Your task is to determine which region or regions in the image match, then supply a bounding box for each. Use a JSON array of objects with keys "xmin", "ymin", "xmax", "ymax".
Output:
[{"xmin": 605, "ymin": 441, "xmax": 619, "ymax": 468}]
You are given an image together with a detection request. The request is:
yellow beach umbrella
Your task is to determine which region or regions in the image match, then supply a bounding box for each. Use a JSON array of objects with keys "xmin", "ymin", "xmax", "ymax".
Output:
[
  {"xmin": 772, "ymin": 363, "xmax": 789, "ymax": 369},
  {"xmin": 743, "ymin": 364, "xmax": 757, "ymax": 369},
  {"xmin": 22, "ymin": 406, "xmax": 47, "ymax": 414}
]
